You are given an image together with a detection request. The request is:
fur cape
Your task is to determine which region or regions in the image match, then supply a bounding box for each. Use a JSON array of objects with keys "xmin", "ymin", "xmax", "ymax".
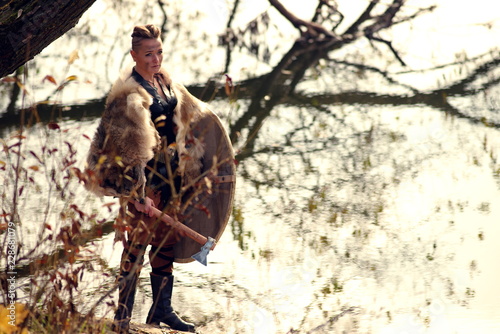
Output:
[{"xmin": 85, "ymin": 67, "xmax": 207, "ymax": 199}]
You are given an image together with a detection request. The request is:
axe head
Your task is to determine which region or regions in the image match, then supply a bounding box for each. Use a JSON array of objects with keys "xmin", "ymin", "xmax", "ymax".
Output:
[{"xmin": 191, "ymin": 236, "xmax": 216, "ymax": 266}]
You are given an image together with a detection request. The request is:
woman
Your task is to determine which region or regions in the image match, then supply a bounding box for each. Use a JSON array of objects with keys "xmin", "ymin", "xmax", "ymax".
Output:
[{"xmin": 88, "ymin": 24, "xmax": 207, "ymax": 333}]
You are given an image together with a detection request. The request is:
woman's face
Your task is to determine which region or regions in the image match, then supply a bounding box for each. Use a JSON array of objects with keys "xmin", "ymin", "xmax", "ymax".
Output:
[{"xmin": 130, "ymin": 38, "xmax": 163, "ymax": 77}]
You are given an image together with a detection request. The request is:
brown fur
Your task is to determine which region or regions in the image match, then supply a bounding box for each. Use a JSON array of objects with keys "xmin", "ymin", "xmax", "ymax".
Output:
[
  {"xmin": 85, "ymin": 68, "xmax": 208, "ymax": 199},
  {"xmin": 85, "ymin": 72, "xmax": 161, "ymax": 199}
]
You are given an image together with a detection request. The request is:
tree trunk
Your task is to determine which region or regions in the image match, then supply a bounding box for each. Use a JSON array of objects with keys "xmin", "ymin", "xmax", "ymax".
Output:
[{"xmin": 0, "ymin": 0, "xmax": 96, "ymax": 78}]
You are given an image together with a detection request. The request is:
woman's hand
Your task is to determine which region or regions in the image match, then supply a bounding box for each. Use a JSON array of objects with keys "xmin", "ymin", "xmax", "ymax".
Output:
[{"xmin": 134, "ymin": 197, "xmax": 156, "ymax": 217}]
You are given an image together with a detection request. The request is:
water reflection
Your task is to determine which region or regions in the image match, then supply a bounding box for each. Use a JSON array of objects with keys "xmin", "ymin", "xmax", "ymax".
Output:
[{"xmin": 1, "ymin": 0, "xmax": 500, "ymax": 333}]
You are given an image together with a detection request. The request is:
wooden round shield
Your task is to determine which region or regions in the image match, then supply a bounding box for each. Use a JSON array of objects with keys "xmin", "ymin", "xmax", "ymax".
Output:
[{"xmin": 174, "ymin": 110, "xmax": 236, "ymax": 263}]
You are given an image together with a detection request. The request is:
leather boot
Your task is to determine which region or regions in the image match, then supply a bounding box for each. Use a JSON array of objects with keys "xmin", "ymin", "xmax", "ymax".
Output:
[
  {"xmin": 112, "ymin": 272, "xmax": 138, "ymax": 333},
  {"xmin": 146, "ymin": 273, "xmax": 195, "ymax": 332}
]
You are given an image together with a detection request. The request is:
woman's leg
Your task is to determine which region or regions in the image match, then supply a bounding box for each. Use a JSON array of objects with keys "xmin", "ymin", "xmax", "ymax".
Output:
[
  {"xmin": 113, "ymin": 195, "xmax": 157, "ymax": 333},
  {"xmin": 145, "ymin": 193, "xmax": 195, "ymax": 332}
]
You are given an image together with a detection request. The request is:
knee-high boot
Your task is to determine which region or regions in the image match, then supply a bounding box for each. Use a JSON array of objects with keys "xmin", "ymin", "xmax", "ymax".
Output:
[
  {"xmin": 112, "ymin": 272, "xmax": 138, "ymax": 333},
  {"xmin": 112, "ymin": 242, "xmax": 145, "ymax": 333},
  {"xmin": 146, "ymin": 273, "xmax": 195, "ymax": 332}
]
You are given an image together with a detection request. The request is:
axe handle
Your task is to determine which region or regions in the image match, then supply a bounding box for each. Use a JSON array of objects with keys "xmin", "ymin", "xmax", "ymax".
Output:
[{"xmin": 130, "ymin": 199, "xmax": 209, "ymax": 247}]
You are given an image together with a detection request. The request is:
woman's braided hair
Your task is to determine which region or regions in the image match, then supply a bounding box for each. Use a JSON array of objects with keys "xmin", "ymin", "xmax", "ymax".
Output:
[{"xmin": 131, "ymin": 24, "xmax": 161, "ymax": 51}]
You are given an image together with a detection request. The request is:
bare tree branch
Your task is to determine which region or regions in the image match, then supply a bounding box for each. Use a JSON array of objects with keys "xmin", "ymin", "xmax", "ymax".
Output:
[
  {"xmin": 326, "ymin": 58, "xmax": 419, "ymax": 93},
  {"xmin": 392, "ymin": 4, "xmax": 437, "ymax": 26},
  {"xmin": 362, "ymin": 0, "xmax": 404, "ymax": 35},
  {"xmin": 268, "ymin": 0, "xmax": 339, "ymax": 40},
  {"xmin": 343, "ymin": 0, "xmax": 379, "ymax": 36},
  {"xmin": 368, "ymin": 35, "xmax": 407, "ymax": 66},
  {"xmin": 227, "ymin": 0, "xmax": 241, "ymax": 28},
  {"xmin": 342, "ymin": 0, "xmax": 407, "ymax": 65},
  {"xmin": 311, "ymin": 0, "xmax": 344, "ymax": 32},
  {"xmin": 157, "ymin": 0, "xmax": 168, "ymax": 39}
]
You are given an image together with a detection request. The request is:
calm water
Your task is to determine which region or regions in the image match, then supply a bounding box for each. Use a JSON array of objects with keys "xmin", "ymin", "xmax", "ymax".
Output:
[{"xmin": 1, "ymin": 1, "xmax": 499, "ymax": 333}]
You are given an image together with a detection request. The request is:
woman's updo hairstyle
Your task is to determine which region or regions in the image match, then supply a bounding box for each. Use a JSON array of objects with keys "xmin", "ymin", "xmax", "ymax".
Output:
[{"xmin": 131, "ymin": 24, "xmax": 161, "ymax": 51}]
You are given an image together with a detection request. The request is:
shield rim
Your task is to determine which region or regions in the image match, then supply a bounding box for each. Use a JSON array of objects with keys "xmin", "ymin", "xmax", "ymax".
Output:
[{"xmin": 174, "ymin": 110, "xmax": 236, "ymax": 263}]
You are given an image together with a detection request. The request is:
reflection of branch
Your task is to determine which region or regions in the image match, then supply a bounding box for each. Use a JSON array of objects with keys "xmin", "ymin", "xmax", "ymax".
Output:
[
  {"xmin": 223, "ymin": 0, "xmax": 242, "ymax": 73},
  {"xmin": 289, "ymin": 89, "xmax": 500, "ymax": 130},
  {"xmin": 392, "ymin": 5, "xmax": 437, "ymax": 26},
  {"xmin": 3, "ymin": 54, "xmax": 498, "ymax": 136},
  {"xmin": 157, "ymin": 0, "xmax": 168, "ymax": 38},
  {"xmin": 342, "ymin": 0, "xmax": 407, "ymax": 65},
  {"xmin": 395, "ymin": 51, "xmax": 494, "ymax": 74},
  {"xmin": 326, "ymin": 59, "xmax": 419, "ymax": 93},
  {"xmin": 445, "ymin": 56, "xmax": 500, "ymax": 95},
  {"xmin": 344, "ymin": 0, "xmax": 379, "ymax": 36},
  {"xmin": 227, "ymin": 0, "xmax": 241, "ymax": 28},
  {"xmin": 268, "ymin": 0, "xmax": 338, "ymax": 40},
  {"xmin": 283, "ymin": 0, "xmax": 408, "ymax": 85},
  {"xmin": 367, "ymin": 34, "xmax": 406, "ymax": 66},
  {"xmin": 229, "ymin": 0, "xmax": 410, "ymax": 149},
  {"xmin": 363, "ymin": 0, "xmax": 404, "ymax": 34},
  {"xmin": 305, "ymin": 307, "xmax": 357, "ymax": 334},
  {"xmin": 312, "ymin": 0, "xmax": 344, "ymax": 31}
]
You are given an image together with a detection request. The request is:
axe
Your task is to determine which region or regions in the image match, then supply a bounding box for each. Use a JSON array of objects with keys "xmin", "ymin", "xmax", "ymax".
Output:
[{"xmin": 131, "ymin": 199, "xmax": 216, "ymax": 266}]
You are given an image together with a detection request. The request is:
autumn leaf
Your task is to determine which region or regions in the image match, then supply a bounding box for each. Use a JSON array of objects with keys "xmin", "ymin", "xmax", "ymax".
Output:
[
  {"xmin": 0, "ymin": 303, "xmax": 29, "ymax": 334},
  {"xmin": 48, "ymin": 122, "xmax": 60, "ymax": 130},
  {"xmin": 97, "ymin": 155, "xmax": 107, "ymax": 165},
  {"xmin": 224, "ymin": 74, "xmax": 234, "ymax": 96},
  {"xmin": 55, "ymin": 75, "xmax": 78, "ymax": 91},
  {"xmin": 68, "ymin": 50, "xmax": 79, "ymax": 65},
  {"xmin": 195, "ymin": 204, "xmax": 211, "ymax": 218},
  {"xmin": 1, "ymin": 76, "xmax": 17, "ymax": 83},
  {"xmin": 42, "ymin": 75, "xmax": 57, "ymax": 85}
]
